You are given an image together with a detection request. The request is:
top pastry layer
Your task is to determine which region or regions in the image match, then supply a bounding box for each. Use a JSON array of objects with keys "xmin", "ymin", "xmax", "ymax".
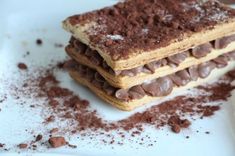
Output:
[{"xmin": 63, "ymin": 0, "xmax": 235, "ymax": 69}]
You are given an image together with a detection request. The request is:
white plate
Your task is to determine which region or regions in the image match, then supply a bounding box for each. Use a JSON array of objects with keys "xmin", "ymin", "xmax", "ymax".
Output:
[{"xmin": 0, "ymin": 0, "xmax": 235, "ymax": 156}]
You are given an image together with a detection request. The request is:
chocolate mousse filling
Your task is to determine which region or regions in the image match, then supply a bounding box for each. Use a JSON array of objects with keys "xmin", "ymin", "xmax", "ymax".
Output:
[
  {"xmin": 68, "ymin": 51, "xmax": 235, "ymax": 101},
  {"xmin": 68, "ymin": 34, "xmax": 235, "ymax": 77}
]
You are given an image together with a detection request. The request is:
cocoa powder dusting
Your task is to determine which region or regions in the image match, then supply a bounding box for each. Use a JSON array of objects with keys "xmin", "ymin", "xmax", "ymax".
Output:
[
  {"xmin": 67, "ymin": 0, "xmax": 235, "ymax": 60},
  {"xmin": 4, "ymin": 61, "xmax": 235, "ymax": 150}
]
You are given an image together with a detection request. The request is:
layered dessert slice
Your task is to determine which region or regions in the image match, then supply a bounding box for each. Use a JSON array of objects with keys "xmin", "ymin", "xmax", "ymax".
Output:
[{"xmin": 63, "ymin": 0, "xmax": 235, "ymax": 111}]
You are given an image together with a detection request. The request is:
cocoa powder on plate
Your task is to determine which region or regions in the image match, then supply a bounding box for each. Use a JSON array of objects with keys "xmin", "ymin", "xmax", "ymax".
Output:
[{"xmin": 6, "ymin": 61, "xmax": 235, "ymax": 150}]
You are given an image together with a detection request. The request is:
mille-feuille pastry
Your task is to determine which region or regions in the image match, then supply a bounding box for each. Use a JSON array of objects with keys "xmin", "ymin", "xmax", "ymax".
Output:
[{"xmin": 63, "ymin": 0, "xmax": 235, "ymax": 111}]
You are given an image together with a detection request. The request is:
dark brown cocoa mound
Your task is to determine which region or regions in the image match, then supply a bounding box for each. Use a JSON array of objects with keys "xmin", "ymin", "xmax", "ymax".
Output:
[
  {"xmin": 68, "ymin": 0, "xmax": 235, "ymax": 60},
  {"xmin": 17, "ymin": 63, "xmax": 28, "ymax": 70}
]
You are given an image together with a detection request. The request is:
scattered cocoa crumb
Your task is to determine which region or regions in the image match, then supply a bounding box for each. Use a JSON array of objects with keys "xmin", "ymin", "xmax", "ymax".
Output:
[
  {"xmin": 168, "ymin": 116, "xmax": 191, "ymax": 133},
  {"xmin": 18, "ymin": 143, "xmax": 28, "ymax": 149},
  {"xmin": 17, "ymin": 63, "xmax": 28, "ymax": 70},
  {"xmin": 31, "ymin": 144, "xmax": 37, "ymax": 150},
  {"xmin": 36, "ymin": 39, "xmax": 43, "ymax": 45},
  {"xmin": 203, "ymin": 105, "xmax": 220, "ymax": 117},
  {"xmin": 0, "ymin": 95, "xmax": 7, "ymax": 103},
  {"xmin": 171, "ymin": 124, "xmax": 181, "ymax": 133},
  {"xmin": 45, "ymin": 115, "xmax": 55, "ymax": 123},
  {"xmin": 48, "ymin": 137, "xmax": 66, "ymax": 148},
  {"xmin": 23, "ymin": 51, "xmax": 30, "ymax": 58},
  {"xmin": 67, "ymin": 143, "xmax": 77, "ymax": 148},
  {"xmin": 23, "ymin": 83, "xmax": 28, "ymax": 87},
  {"xmin": 186, "ymin": 136, "xmax": 190, "ymax": 139},
  {"xmin": 110, "ymin": 140, "xmax": 115, "ymax": 144},
  {"xmin": 205, "ymin": 131, "xmax": 210, "ymax": 134},
  {"xmin": 35, "ymin": 134, "xmax": 43, "ymax": 142},
  {"xmin": 0, "ymin": 143, "xmax": 5, "ymax": 148},
  {"xmin": 49, "ymin": 99, "xmax": 59, "ymax": 108},
  {"xmin": 56, "ymin": 61, "xmax": 66, "ymax": 69},
  {"xmin": 47, "ymin": 87, "xmax": 73, "ymax": 98}
]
